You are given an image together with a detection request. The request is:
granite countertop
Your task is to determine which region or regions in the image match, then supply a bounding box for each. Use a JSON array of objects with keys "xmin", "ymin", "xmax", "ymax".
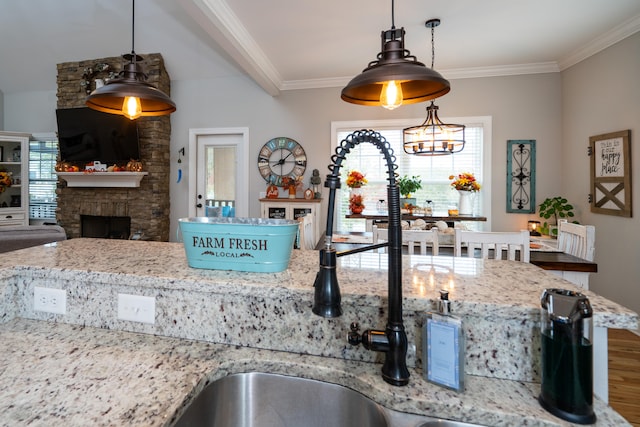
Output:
[
  {"xmin": 0, "ymin": 239, "xmax": 636, "ymax": 426},
  {"xmin": 0, "ymin": 318, "xmax": 631, "ymax": 427},
  {"xmin": 1, "ymin": 239, "xmax": 635, "ymax": 329}
]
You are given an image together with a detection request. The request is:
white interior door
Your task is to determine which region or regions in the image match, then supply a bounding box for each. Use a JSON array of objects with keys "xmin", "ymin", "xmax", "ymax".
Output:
[{"xmin": 188, "ymin": 128, "xmax": 249, "ymax": 218}]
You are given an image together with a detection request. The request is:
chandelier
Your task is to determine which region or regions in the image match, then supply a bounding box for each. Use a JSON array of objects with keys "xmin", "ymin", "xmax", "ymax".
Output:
[{"xmin": 403, "ymin": 19, "xmax": 465, "ymax": 155}]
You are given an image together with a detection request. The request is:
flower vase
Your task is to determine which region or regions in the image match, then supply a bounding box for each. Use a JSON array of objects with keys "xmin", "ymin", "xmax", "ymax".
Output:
[
  {"xmin": 288, "ymin": 186, "xmax": 297, "ymax": 199},
  {"xmin": 349, "ymin": 187, "xmax": 364, "ymax": 214},
  {"xmin": 458, "ymin": 190, "xmax": 474, "ymax": 215}
]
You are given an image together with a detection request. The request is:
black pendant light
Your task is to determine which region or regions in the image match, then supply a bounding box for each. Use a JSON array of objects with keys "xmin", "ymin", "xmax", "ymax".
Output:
[
  {"xmin": 341, "ymin": 0, "xmax": 450, "ymax": 110},
  {"xmin": 86, "ymin": 0, "xmax": 176, "ymax": 120},
  {"xmin": 403, "ymin": 19, "xmax": 465, "ymax": 156}
]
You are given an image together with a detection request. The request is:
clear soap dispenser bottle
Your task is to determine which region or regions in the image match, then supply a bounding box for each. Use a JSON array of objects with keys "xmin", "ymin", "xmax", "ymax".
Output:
[{"xmin": 423, "ymin": 289, "xmax": 465, "ymax": 391}]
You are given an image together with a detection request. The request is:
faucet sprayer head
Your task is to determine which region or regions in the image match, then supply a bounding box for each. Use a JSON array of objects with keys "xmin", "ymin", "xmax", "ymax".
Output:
[{"xmin": 312, "ymin": 248, "xmax": 342, "ymax": 318}]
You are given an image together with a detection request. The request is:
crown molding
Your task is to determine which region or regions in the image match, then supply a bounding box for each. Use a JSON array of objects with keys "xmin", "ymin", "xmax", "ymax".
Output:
[
  {"xmin": 180, "ymin": 0, "xmax": 282, "ymax": 96},
  {"xmin": 558, "ymin": 13, "xmax": 640, "ymax": 70},
  {"xmin": 280, "ymin": 62, "xmax": 561, "ymax": 91}
]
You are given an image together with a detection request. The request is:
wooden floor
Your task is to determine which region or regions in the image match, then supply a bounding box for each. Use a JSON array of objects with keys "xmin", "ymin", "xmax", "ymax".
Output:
[{"xmin": 609, "ymin": 329, "xmax": 640, "ymax": 426}]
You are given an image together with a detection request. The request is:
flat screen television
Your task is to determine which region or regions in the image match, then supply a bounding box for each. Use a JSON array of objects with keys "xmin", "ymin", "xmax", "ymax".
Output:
[{"xmin": 56, "ymin": 107, "xmax": 140, "ymax": 165}]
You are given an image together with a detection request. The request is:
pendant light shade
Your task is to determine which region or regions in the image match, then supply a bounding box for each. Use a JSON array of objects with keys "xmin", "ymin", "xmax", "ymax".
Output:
[
  {"xmin": 341, "ymin": 27, "xmax": 450, "ymax": 109},
  {"xmin": 403, "ymin": 101, "xmax": 465, "ymax": 155},
  {"xmin": 86, "ymin": 0, "xmax": 176, "ymax": 119},
  {"xmin": 341, "ymin": 1, "xmax": 450, "ymax": 109}
]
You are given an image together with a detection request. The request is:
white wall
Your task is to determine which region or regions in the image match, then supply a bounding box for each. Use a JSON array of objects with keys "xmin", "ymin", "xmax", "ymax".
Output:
[
  {"xmin": 168, "ymin": 72, "xmax": 562, "ymax": 237},
  {"xmin": 562, "ymin": 32, "xmax": 640, "ymax": 318},
  {"xmin": 0, "ymin": 89, "xmax": 4, "ymax": 129},
  {"xmin": 4, "ymin": 90, "xmax": 58, "ymax": 133}
]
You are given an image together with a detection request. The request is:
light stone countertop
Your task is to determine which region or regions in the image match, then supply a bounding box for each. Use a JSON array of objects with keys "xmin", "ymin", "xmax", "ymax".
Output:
[
  {"xmin": 0, "ymin": 238, "xmax": 636, "ymax": 426},
  {"xmin": 0, "ymin": 317, "xmax": 632, "ymax": 427},
  {"xmin": 1, "ymin": 239, "xmax": 635, "ymax": 328}
]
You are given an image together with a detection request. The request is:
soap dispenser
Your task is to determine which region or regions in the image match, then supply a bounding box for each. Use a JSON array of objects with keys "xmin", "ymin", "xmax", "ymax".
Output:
[{"xmin": 423, "ymin": 289, "xmax": 465, "ymax": 391}]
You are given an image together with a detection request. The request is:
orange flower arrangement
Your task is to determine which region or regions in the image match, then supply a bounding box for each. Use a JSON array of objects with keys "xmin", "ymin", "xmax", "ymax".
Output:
[
  {"xmin": 449, "ymin": 172, "xmax": 481, "ymax": 192},
  {"xmin": 280, "ymin": 175, "xmax": 303, "ymax": 190},
  {"xmin": 349, "ymin": 193, "xmax": 365, "ymax": 214},
  {"xmin": 345, "ymin": 170, "xmax": 367, "ymax": 188},
  {"xmin": 0, "ymin": 170, "xmax": 12, "ymax": 193}
]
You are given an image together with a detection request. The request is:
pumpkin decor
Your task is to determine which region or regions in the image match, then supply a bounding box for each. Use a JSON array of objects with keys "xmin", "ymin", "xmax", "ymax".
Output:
[
  {"xmin": 55, "ymin": 161, "xmax": 72, "ymax": 172},
  {"xmin": 126, "ymin": 159, "xmax": 143, "ymax": 172}
]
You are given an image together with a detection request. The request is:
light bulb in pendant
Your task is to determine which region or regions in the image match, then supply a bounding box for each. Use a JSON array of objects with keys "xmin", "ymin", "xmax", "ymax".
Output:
[
  {"xmin": 122, "ymin": 96, "xmax": 142, "ymax": 120},
  {"xmin": 380, "ymin": 80, "xmax": 403, "ymax": 110}
]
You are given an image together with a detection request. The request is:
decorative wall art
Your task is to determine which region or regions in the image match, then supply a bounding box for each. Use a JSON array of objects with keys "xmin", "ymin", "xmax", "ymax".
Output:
[
  {"xmin": 589, "ymin": 130, "xmax": 632, "ymax": 217},
  {"xmin": 506, "ymin": 140, "xmax": 536, "ymax": 213}
]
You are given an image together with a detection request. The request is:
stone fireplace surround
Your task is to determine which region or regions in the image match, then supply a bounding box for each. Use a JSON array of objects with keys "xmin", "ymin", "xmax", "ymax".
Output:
[{"xmin": 55, "ymin": 54, "xmax": 171, "ymax": 241}]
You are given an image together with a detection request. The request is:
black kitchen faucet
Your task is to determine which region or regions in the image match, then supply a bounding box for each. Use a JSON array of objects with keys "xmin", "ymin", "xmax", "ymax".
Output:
[{"xmin": 312, "ymin": 129, "xmax": 409, "ymax": 386}]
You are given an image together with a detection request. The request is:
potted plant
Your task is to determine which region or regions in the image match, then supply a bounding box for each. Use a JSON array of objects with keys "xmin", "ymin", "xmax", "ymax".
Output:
[
  {"xmin": 538, "ymin": 196, "xmax": 575, "ymax": 236},
  {"xmin": 397, "ymin": 175, "xmax": 422, "ymax": 208}
]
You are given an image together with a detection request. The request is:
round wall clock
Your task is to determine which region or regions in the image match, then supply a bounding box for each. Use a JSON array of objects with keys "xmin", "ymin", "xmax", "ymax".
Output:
[{"xmin": 257, "ymin": 137, "xmax": 307, "ymax": 186}]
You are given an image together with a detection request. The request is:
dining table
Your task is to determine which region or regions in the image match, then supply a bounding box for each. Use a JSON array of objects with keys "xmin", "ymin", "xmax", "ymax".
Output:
[
  {"xmin": 345, "ymin": 211, "xmax": 487, "ymax": 229},
  {"xmin": 317, "ymin": 231, "xmax": 597, "ymax": 275}
]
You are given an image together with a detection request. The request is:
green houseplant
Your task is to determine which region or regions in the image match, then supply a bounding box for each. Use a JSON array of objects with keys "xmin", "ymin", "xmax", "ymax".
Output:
[
  {"xmin": 398, "ymin": 175, "xmax": 422, "ymax": 208},
  {"xmin": 538, "ymin": 196, "xmax": 575, "ymax": 236}
]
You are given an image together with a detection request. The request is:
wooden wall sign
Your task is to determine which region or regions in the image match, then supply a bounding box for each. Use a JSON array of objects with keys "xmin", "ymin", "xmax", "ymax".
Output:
[{"xmin": 589, "ymin": 130, "xmax": 632, "ymax": 217}]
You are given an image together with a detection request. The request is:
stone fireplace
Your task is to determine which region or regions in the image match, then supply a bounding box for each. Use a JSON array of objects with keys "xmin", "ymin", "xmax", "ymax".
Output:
[{"xmin": 55, "ymin": 54, "xmax": 171, "ymax": 241}]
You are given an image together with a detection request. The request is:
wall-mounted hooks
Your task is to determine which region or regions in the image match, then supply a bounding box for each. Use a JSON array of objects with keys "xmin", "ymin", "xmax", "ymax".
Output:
[{"xmin": 177, "ymin": 147, "xmax": 185, "ymax": 183}]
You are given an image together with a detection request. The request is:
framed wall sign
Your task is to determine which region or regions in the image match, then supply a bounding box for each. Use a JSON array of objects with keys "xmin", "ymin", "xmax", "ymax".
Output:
[
  {"xmin": 506, "ymin": 140, "xmax": 536, "ymax": 213},
  {"xmin": 589, "ymin": 130, "xmax": 632, "ymax": 217}
]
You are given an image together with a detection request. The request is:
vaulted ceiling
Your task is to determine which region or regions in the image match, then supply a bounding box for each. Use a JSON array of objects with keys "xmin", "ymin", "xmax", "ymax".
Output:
[{"xmin": 1, "ymin": 0, "xmax": 639, "ymax": 96}]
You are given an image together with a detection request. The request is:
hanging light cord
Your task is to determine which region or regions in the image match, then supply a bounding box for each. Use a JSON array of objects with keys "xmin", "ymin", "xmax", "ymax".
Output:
[
  {"xmin": 131, "ymin": 0, "xmax": 135, "ymax": 54},
  {"xmin": 430, "ymin": 23, "xmax": 435, "ymax": 69},
  {"xmin": 390, "ymin": 0, "xmax": 395, "ymax": 29}
]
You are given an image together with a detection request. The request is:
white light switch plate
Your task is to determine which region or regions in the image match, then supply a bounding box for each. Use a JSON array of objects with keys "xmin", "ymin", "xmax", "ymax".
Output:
[
  {"xmin": 117, "ymin": 293, "xmax": 155, "ymax": 324},
  {"xmin": 34, "ymin": 286, "xmax": 67, "ymax": 315}
]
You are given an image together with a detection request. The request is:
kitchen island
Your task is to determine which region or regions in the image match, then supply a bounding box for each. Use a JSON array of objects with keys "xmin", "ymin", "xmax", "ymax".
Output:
[{"xmin": 0, "ymin": 239, "xmax": 636, "ymax": 426}]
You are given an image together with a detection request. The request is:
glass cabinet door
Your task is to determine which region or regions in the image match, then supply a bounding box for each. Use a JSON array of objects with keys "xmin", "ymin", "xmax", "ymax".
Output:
[{"xmin": 0, "ymin": 132, "xmax": 30, "ymax": 226}]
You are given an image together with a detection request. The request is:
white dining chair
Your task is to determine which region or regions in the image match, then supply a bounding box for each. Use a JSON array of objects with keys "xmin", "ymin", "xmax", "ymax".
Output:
[
  {"xmin": 372, "ymin": 225, "xmax": 439, "ymax": 255},
  {"xmin": 296, "ymin": 214, "xmax": 316, "ymax": 250},
  {"xmin": 454, "ymin": 229, "xmax": 530, "ymax": 262},
  {"xmin": 557, "ymin": 219, "xmax": 595, "ymax": 261}
]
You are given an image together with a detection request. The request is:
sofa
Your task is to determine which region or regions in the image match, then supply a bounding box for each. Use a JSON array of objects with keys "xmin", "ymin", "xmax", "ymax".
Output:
[{"xmin": 0, "ymin": 225, "xmax": 67, "ymax": 253}]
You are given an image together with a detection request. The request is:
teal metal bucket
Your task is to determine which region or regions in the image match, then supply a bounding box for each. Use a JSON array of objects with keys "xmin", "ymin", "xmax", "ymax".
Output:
[{"xmin": 178, "ymin": 217, "xmax": 299, "ymax": 273}]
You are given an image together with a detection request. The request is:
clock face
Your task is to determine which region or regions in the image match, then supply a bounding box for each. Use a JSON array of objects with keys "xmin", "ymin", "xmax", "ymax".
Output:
[{"xmin": 258, "ymin": 137, "xmax": 307, "ymax": 186}]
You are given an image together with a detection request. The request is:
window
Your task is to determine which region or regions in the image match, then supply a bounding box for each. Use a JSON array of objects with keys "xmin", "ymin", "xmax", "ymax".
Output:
[
  {"xmin": 29, "ymin": 134, "xmax": 58, "ymax": 220},
  {"xmin": 331, "ymin": 117, "xmax": 492, "ymax": 232}
]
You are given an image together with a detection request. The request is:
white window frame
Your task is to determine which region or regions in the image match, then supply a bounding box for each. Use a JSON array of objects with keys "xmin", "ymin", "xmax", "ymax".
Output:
[
  {"xmin": 330, "ymin": 117, "xmax": 492, "ymax": 232},
  {"xmin": 29, "ymin": 132, "xmax": 58, "ymax": 221}
]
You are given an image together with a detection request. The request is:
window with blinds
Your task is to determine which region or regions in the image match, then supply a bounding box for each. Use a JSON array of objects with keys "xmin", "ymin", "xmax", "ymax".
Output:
[
  {"xmin": 29, "ymin": 137, "xmax": 58, "ymax": 220},
  {"xmin": 333, "ymin": 118, "xmax": 490, "ymax": 232}
]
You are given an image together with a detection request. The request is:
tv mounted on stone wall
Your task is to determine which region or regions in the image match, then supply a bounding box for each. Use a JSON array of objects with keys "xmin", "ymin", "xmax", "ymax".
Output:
[{"xmin": 56, "ymin": 107, "xmax": 140, "ymax": 165}]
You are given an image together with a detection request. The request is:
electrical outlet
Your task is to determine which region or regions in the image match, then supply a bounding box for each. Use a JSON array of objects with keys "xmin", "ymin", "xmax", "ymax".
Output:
[
  {"xmin": 34, "ymin": 286, "xmax": 67, "ymax": 315},
  {"xmin": 117, "ymin": 293, "xmax": 155, "ymax": 324}
]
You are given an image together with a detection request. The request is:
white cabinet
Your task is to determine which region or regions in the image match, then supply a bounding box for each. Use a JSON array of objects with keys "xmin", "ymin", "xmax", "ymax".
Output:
[
  {"xmin": 260, "ymin": 198, "xmax": 322, "ymax": 247},
  {"xmin": 0, "ymin": 132, "xmax": 30, "ymax": 227}
]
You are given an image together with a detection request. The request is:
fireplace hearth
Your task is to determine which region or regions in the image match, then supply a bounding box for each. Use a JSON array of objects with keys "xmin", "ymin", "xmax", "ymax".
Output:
[{"xmin": 81, "ymin": 215, "xmax": 131, "ymax": 239}]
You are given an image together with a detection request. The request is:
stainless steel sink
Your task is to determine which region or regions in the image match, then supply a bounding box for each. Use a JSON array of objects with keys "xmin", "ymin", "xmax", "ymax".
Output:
[{"xmin": 171, "ymin": 372, "xmax": 484, "ymax": 427}]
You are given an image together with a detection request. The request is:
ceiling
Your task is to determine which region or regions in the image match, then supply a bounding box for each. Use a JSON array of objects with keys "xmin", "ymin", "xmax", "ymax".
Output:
[{"xmin": 1, "ymin": 0, "xmax": 640, "ymax": 97}]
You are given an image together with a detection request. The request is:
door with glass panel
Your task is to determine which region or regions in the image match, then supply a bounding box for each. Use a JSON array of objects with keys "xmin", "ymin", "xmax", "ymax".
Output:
[{"xmin": 190, "ymin": 128, "xmax": 249, "ymax": 218}]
